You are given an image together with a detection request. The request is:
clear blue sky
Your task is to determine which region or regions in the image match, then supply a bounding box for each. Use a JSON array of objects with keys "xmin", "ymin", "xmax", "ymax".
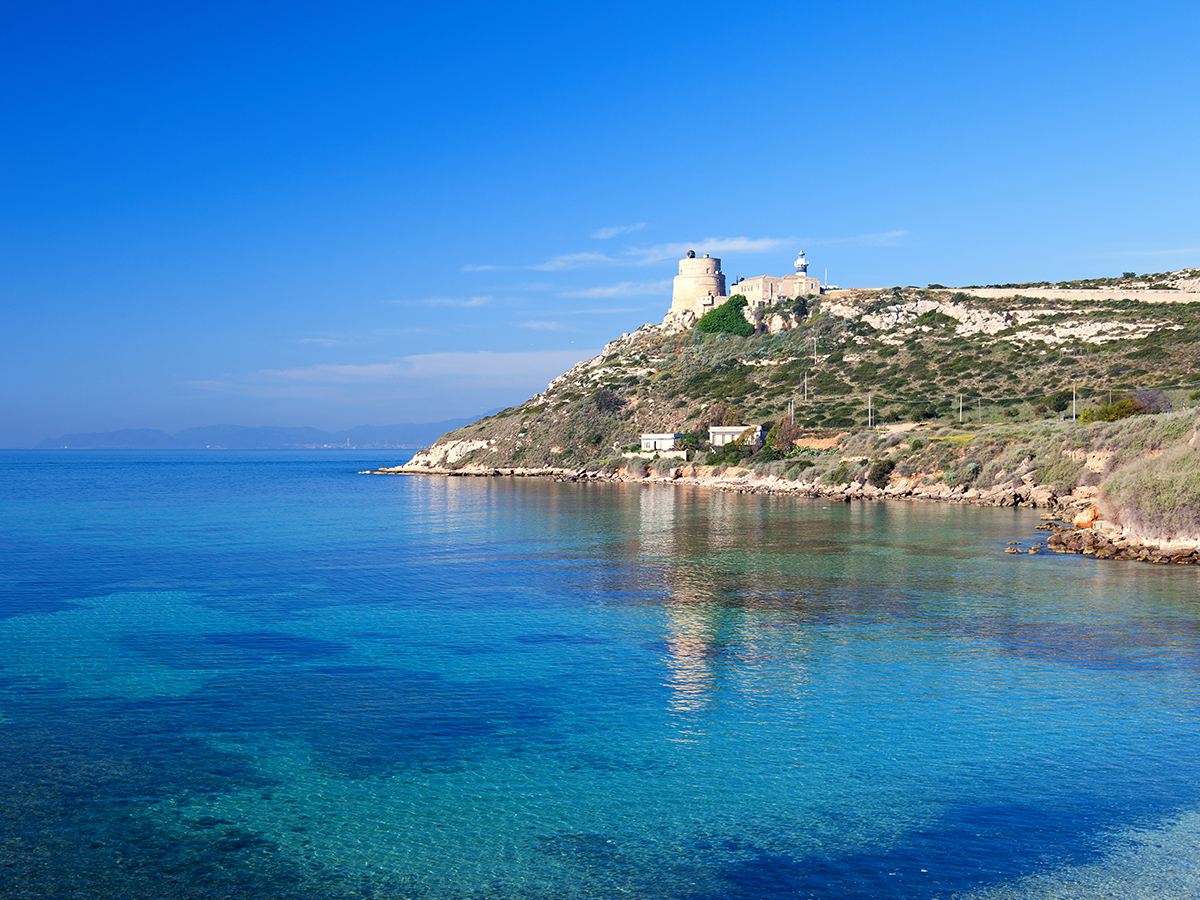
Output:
[{"xmin": 4, "ymin": 1, "xmax": 1198, "ymax": 446}]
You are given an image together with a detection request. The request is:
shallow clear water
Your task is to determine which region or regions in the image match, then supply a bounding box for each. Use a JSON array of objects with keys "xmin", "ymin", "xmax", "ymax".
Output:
[{"xmin": 1, "ymin": 451, "xmax": 1198, "ymax": 899}]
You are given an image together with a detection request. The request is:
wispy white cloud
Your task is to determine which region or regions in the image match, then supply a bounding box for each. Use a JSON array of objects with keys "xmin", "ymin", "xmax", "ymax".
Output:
[
  {"xmin": 520, "ymin": 320, "xmax": 572, "ymax": 331},
  {"xmin": 624, "ymin": 236, "xmax": 793, "ymax": 264},
  {"xmin": 462, "ymin": 253, "xmax": 619, "ymax": 272},
  {"xmin": 560, "ymin": 279, "xmax": 671, "ymax": 299},
  {"xmin": 297, "ymin": 337, "xmax": 348, "ymax": 347},
  {"xmin": 190, "ymin": 350, "xmax": 599, "ymax": 397},
  {"xmin": 462, "ymin": 231, "xmax": 908, "ymax": 277},
  {"xmin": 804, "ymin": 230, "xmax": 909, "ymax": 248},
  {"xmin": 464, "ymin": 237, "xmax": 789, "ymax": 273},
  {"xmin": 265, "ymin": 363, "xmax": 405, "ymax": 383},
  {"xmin": 592, "ymin": 222, "xmax": 647, "ymax": 239},
  {"xmin": 530, "ymin": 252, "xmax": 617, "ymax": 272},
  {"xmin": 563, "ymin": 307, "xmax": 641, "ymax": 315},
  {"xmin": 401, "ymin": 350, "xmax": 595, "ymax": 380},
  {"xmin": 392, "ymin": 295, "xmax": 493, "ymax": 307}
]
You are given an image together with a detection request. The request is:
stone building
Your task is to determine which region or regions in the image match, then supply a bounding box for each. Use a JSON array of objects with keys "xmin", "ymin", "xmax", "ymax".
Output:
[
  {"xmin": 730, "ymin": 251, "xmax": 823, "ymax": 311},
  {"xmin": 666, "ymin": 251, "xmax": 728, "ymax": 326},
  {"xmin": 662, "ymin": 249, "xmax": 826, "ymax": 332}
]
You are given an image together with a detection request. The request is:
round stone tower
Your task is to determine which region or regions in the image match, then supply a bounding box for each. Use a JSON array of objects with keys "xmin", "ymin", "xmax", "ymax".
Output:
[{"xmin": 670, "ymin": 250, "xmax": 727, "ymax": 314}]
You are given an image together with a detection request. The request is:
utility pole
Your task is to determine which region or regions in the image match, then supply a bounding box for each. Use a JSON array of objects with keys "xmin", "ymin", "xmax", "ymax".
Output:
[
  {"xmin": 1072, "ymin": 385, "xmax": 1076, "ymax": 421},
  {"xmin": 804, "ymin": 372, "xmax": 808, "ymax": 402}
]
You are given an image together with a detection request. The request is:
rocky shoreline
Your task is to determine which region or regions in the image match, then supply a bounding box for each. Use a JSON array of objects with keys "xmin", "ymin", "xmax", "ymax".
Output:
[{"xmin": 369, "ymin": 461, "xmax": 1199, "ymax": 566}]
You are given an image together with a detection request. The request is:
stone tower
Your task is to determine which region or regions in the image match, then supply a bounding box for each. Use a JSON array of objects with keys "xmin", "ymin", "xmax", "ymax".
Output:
[{"xmin": 670, "ymin": 250, "xmax": 727, "ymax": 316}]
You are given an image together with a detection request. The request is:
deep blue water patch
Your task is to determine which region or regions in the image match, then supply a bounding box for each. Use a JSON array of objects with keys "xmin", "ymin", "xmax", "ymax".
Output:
[
  {"xmin": 707, "ymin": 791, "xmax": 1191, "ymax": 900},
  {"xmin": 181, "ymin": 665, "xmax": 558, "ymax": 777},
  {"xmin": 0, "ymin": 584, "xmax": 85, "ymax": 619},
  {"xmin": 119, "ymin": 630, "xmax": 351, "ymax": 669}
]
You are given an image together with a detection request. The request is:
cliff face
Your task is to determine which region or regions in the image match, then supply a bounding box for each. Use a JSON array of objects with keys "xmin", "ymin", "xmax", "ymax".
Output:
[{"xmin": 404, "ymin": 279, "xmax": 1200, "ymax": 476}]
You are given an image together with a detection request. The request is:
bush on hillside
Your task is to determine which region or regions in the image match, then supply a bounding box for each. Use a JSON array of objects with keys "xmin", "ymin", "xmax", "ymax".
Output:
[
  {"xmin": 594, "ymin": 389, "xmax": 625, "ymax": 414},
  {"xmin": 696, "ymin": 294, "xmax": 754, "ymax": 337},
  {"xmin": 866, "ymin": 459, "xmax": 896, "ymax": 487},
  {"xmin": 1132, "ymin": 389, "xmax": 1171, "ymax": 413},
  {"xmin": 1080, "ymin": 396, "xmax": 1142, "ymax": 424}
]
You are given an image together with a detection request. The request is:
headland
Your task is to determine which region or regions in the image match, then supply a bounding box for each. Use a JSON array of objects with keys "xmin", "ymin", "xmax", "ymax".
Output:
[{"xmin": 376, "ymin": 253, "xmax": 1200, "ymax": 564}]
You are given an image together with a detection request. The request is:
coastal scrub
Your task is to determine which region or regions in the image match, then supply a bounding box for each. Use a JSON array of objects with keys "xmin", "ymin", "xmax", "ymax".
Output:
[{"xmin": 1101, "ymin": 444, "xmax": 1200, "ymax": 542}]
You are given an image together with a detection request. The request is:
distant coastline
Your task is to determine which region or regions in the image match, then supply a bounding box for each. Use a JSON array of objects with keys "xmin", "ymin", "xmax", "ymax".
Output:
[{"xmin": 33, "ymin": 416, "xmax": 500, "ymax": 451}]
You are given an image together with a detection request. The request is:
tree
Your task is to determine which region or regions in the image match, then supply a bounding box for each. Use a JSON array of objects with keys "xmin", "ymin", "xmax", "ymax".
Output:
[
  {"xmin": 696, "ymin": 294, "xmax": 754, "ymax": 337},
  {"xmin": 706, "ymin": 401, "xmax": 742, "ymax": 427},
  {"xmin": 772, "ymin": 418, "xmax": 802, "ymax": 453}
]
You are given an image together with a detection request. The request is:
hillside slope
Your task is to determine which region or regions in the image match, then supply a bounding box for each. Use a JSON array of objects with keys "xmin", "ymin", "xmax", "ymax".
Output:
[{"xmin": 406, "ymin": 277, "xmax": 1200, "ymax": 470}]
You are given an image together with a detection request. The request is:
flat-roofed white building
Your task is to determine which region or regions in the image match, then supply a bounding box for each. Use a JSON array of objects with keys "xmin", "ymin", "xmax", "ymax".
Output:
[
  {"xmin": 641, "ymin": 433, "xmax": 684, "ymax": 452},
  {"xmin": 708, "ymin": 425, "xmax": 763, "ymax": 448}
]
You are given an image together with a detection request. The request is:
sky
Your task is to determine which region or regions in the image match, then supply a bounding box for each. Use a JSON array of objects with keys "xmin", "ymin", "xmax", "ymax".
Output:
[{"xmin": 3, "ymin": 1, "xmax": 1199, "ymax": 447}]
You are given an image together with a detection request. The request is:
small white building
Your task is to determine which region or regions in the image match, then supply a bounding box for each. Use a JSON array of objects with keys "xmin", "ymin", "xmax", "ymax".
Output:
[
  {"xmin": 641, "ymin": 433, "xmax": 684, "ymax": 452},
  {"xmin": 708, "ymin": 425, "xmax": 763, "ymax": 449}
]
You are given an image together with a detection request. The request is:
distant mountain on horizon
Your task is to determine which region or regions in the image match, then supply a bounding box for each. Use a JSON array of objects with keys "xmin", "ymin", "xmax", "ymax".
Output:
[{"xmin": 35, "ymin": 416, "xmax": 498, "ymax": 450}]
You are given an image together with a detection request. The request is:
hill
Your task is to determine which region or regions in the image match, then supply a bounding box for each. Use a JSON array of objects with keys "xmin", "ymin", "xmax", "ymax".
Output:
[
  {"xmin": 404, "ymin": 277, "xmax": 1200, "ymax": 470},
  {"xmin": 394, "ymin": 272, "xmax": 1200, "ymax": 553}
]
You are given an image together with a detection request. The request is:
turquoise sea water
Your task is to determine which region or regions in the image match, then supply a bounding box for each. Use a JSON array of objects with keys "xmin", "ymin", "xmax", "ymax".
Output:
[{"xmin": 1, "ymin": 450, "xmax": 1199, "ymax": 899}]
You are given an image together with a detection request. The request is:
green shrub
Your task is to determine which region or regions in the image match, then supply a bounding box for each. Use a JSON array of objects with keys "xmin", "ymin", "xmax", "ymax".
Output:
[
  {"xmin": 696, "ymin": 295, "xmax": 754, "ymax": 337},
  {"xmin": 824, "ymin": 462, "xmax": 852, "ymax": 484},
  {"xmin": 784, "ymin": 459, "xmax": 815, "ymax": 479},
  {"xmin": 1080, "ymin": 397, "xmax": 1142, "ymax": 424},
  {"xmin": 914, "ymin": 310, "xmax": 958, "ymax": 328},
  {"xmin": 866, "ymin": 459, "xmax": 896, "ymax": 487},
  {"xmin": 594, "ymin": 389, "xmax": 625, "ymax": 413}
]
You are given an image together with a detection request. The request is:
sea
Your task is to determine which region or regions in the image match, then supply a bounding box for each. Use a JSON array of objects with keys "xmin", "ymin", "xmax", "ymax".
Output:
[{"xmin": 1, "ymin": 450, "xmax": 1198, "ymax": 900}]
